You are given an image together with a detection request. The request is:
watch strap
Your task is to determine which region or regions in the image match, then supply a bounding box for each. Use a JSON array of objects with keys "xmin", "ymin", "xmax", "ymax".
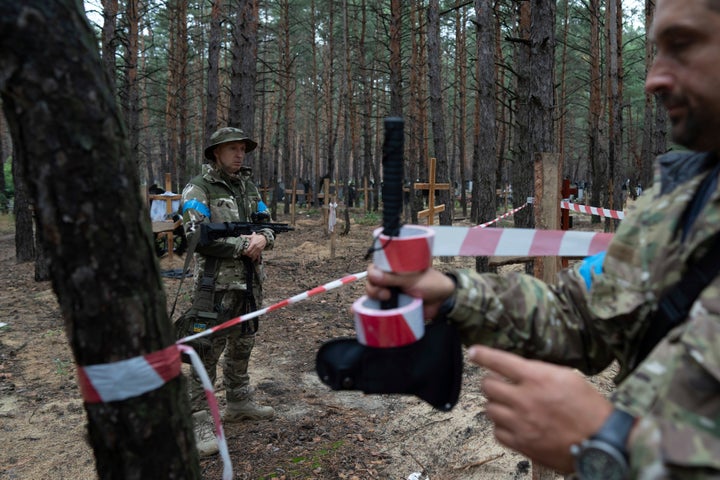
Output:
[{"xmin": 591, "ymin": 408, "xmax": 636, "ymax": 457}]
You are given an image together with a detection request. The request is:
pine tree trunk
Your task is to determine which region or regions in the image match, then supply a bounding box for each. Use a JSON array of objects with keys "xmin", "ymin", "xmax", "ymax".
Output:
[
  {"xmin": 0, "ymin": 2, "xmax": 199, "ymax": 477},
  {"xmin": 473, "ymin": 0, "xmax": 497, "ymax": 273},
  {"xmin": 205, "ymin": 0, "xmax": 222, "ymax": 145},
  {"xmin": 427, "ymin": 0, "xmax": 451, "ymax": 226},
  {"xmin": 11, "ymin": 143, "xmax": 34, "ymax": 263}
]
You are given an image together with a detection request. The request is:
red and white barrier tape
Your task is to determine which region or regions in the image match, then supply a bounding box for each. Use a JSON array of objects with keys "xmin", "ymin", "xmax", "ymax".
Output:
[
  {"xmin": 77, "ymin": 345, "xmax": 181, "ymax": 403},
  {"xmin": 372, "ymin": 225, "xmax": 434, "ymax": 273},
  {"xmin": 477, "ymin": 202, "xmax": 529, "ymax": 228},
  {"xmin": 561, "ymin": 200, "xmax": 624, "ymax": 220},
  {"xmin": 178, "ymin": 345, "xmax": 232, "ymax": 480},
  {"xmin": 76, "ymin": 344, "xmax": 233, "ymax": 479},
  {"xmin": 431, "ymin": 226, "xmax": 612, "ymax": 257},
  {"xmin": 177, "ymin": 272, "xmax": 368, "ymax": 345}
]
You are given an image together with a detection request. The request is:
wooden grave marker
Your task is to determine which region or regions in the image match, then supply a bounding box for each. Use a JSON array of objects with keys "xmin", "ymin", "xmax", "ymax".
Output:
[{"xmin": 414, "ymin": 157, "xmax": 450, "ymax": 226}]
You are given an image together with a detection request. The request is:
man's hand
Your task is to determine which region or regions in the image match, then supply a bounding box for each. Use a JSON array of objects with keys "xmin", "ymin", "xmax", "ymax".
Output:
[
  {"xmin": 365, "ymin": 264, "xmax": 455, "ymax": 319},
  {"xmin": 468, "ymin": 345, "xmax": 613, "ymax": 473},
  {"xmin": 242, "ymin": 232, "xmax": 267, "ymax": 260}
]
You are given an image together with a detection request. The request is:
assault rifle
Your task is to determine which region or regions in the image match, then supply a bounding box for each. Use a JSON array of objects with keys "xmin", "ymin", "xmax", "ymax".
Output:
[{"xmin": 199, "ymin": 220, "xmax": 294, "ymax": 246}]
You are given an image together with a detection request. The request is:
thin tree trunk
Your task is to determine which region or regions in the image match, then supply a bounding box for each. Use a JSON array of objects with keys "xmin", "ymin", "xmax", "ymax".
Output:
[
  {"xmin": 511, "ymin": 0, "xmax": 533, "ymax": 230},
  {"xmin": 455, "ymin": 7, "xmax": 468, "ymax": 218},
  {"xmin": 606, "ymin": 0, "xmax": 622, "ymax": 231},
  {"xmin": 176, "ymin": 0, "xmax": 188, "ymax": 188},
  {"xmin": 165, "ymin": 0, "xmax": 179, "ymax": 188},
  {"xmin": 389, "ymin": 0, "xmax": 403, "ymax": 118},
  {"xmin": 12, "ymin": 142, "xmax": 34, "ymax": 263},
  {"xmin": 473, "ymin": 0, "xmax": 497, "ymax": 273},
  {"xmin": 100, "ymin": 0, "xmax": 118, "ymax": 94},
  {"xmin": 427, "ymin": 0, "xmax": 451, "ymax": 226},
  {"xmin": 122, "ymin": 0, "xmax": 141, "ymax": 172},
  {"xmin": 229, "ymin": 0, "xmax": 258, "ymax": 156},
  {"xmin": 588, "ymin": 0, "xmax": 604, "ymax": 220}
]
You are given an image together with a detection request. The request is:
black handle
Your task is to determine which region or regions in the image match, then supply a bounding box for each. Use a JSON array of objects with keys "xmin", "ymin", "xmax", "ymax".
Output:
[
  {"xmin": 381, "ymin": 117, "xmax": 404, "ymax": 310},
  {"xmin": 382, "ymin": 117, "xmax": 404, "ymax": 238}
]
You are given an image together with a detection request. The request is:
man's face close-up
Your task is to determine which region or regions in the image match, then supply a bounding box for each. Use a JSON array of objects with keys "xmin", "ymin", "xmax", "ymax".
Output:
[
  {"xmin": 646, "ymin": 0, "xmax": 720, "ymax": 152},
  {"xmin": 214, "ymin": 141, "xmax": 247, "ymax": 175}
]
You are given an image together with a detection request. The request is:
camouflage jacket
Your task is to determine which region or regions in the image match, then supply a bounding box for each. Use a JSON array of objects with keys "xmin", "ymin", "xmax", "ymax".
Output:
[
  {"xmin": 181, "ymin": 164, "xmax": 274, "ymax": 293},
  {"xmin": 446, "ymin": 151, "xmax": 720, "ymax": 478}
]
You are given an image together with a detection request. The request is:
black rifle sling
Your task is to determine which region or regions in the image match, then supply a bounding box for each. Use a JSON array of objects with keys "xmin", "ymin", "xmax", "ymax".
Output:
[
  {"xmin": 169, "ymin": 229, "xmax": 199, "ymax": 319},
  {"xmin": 194, "ymin": 255, "xmax": 219, "ymax": 314},
  {"xmin": 634, "ymin": 231, "xmax": 720, "ymax": 369},
  {"xmin": 241, "ymin": 256, "xmax": 259, "ymax": 334},
  {"xmin": 169, "ymin": 231, "xmax": 218, "ymax": 321}
]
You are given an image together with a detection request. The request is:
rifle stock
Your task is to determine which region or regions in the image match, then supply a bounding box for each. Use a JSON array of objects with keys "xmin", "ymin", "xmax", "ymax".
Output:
[{"xmin": 199, "ymin": 222, "xmax": 294, "ymax": 246}]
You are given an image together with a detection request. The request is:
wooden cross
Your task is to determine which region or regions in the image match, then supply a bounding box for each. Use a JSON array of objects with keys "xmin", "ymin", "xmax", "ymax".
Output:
[
  {"xmin": 359, "ymin": 177, "xmax": 372, "ymax": 211},
  {"xmin": 414, "ymin": 157, "xmax": 450, "ymax": 225},
  {"xmin": 259, "ymin": 184, "xmax": 273, "ymax": 203},
  {"xmin": 284, "ymin": 177, "xmax": 298, "ymax": 225}
]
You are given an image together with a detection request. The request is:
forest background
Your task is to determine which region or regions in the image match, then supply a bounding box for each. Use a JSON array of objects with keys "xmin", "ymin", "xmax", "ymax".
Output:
[{"xmin": 1, "ymin": 0, "xmax": 666, "ymax": 241}]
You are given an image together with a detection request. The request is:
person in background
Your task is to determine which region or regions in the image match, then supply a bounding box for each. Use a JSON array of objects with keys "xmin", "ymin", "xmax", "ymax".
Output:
[
  {"xmin": 181, "ymin": 127, "xmax": 275, "ymax": 457},
  {"xmin": 366, "ymin": 0, "xmax": 720, "ymax": 478}
]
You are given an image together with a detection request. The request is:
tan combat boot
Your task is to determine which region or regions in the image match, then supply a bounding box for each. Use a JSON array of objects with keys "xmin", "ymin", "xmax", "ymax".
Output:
[
  {"xmin": 223, "ymin": 399, "xmax": 275, "ymax": 422},
  {"xmin": 192, "ymin": 410, "xmax": 219, "ymax": 457}
]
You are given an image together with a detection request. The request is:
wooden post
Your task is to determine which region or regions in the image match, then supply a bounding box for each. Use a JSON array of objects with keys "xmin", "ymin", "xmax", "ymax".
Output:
[
  {"xmin": 532, "ymin": 153, "xmax": 562, "ymax": 480},
  {"xmin": 284, "ymin": 177, "xmax": 298, "ymax": 226},
  {"xmin": 330, "ymin": 193, "xmax": 337, "ymax": 258},
  {"xmin": 414, "ymin": 157, "xmax": 450, "ymax": 225},
  {"xmin": 360, "ymin": 177, "xmax": 371, "ymax": 212},
  {"xmin": 320, "ymin": 178, "xmax": 331, "ymax": 226},
  {"xmin": 149, "ymin": 173, "xmax": 182, "ymax": 260},
  {"xmin": 533, "ymin": 153, "xmax": 562, "ymax": 282},
  {"xmin": 560, "ymin": 177, "xmax": 578, "ymax": 230},
  {"xmin": 259, "ymin": 183, "xmax": 272, "ymax": 203}
]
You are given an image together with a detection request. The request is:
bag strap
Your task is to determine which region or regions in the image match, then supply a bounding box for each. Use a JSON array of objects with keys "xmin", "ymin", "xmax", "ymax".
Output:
[{"xmin": 634, "ymin": 230, "xmax": 720, "ymax": 369}]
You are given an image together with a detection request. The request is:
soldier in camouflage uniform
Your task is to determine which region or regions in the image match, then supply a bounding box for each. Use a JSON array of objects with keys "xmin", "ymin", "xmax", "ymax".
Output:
[
  {"xmin": 366, "ymin": 0, "xmax": 720, "ymax": 478},
  {"xmin": 181, "ymin": 127, "xmax": 275, "ymax": 457}
]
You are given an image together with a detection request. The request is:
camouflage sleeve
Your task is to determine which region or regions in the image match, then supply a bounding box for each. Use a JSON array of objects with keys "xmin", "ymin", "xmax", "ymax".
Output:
[
  {"xmin": 257, "ymin": 228, "xmax": 275, "ymax": 251},
  {"xmin": 446, "ymin": 266, "xmax": 616, "ymax": 374}
]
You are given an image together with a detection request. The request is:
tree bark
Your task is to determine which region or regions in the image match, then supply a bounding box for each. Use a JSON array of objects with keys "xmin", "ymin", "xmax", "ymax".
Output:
[
  {"xmin": 205, "ymin": 0, "xmax": 223, "ymax": 146},
  {"xmin": 0, "ymin": 2, "xmax": 199, "ymax": 477},
  {"xmin": 588, "ymin": 0, "xmax": 605, "ymax": 221},
  {"xmin": 427, "ymin": 0, "xmax": 451, "ymax": 226},
  {"xmin": 100, "ymin": 0, "xmax": 118, "ymax": 94},
  {"xmin": 229, "ymin": 0, "xmax": 258, "ymax": 158},
  {"xmin": 11, "ymin": 142, "xmax": 34, "ymax": 263},
  {"xmin": 473, "ymin": 0, "xmax": 497, "ymax": 273}
]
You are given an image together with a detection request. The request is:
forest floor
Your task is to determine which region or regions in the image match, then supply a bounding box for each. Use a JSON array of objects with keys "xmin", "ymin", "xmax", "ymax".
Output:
[{"xmin": 0, "ymin": 205, "xmax": 617, "ymax": 480}]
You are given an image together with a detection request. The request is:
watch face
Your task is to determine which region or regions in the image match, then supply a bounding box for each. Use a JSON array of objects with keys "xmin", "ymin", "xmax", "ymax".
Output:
[{"xmin": 577, "ymin": 445, "xmax": 627, "ymax": 480}]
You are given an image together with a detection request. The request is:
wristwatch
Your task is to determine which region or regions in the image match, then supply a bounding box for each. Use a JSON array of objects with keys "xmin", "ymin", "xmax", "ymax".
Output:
[{"xmin": 570, "ymin": 408, "xmax": 635, "ymax": 480}]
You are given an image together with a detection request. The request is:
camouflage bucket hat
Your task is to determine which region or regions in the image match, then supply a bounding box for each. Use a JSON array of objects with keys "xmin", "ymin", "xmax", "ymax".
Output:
[{"xmin": 204, "ymin": 127, "xmax": 258, "ymax": 160}]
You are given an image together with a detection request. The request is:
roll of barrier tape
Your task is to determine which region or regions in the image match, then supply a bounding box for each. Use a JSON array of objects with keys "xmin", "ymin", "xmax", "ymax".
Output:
[
  {"xmin": 352, "ymin": 293, "xmax": 424, "ymax": 347},
  {"xmin": 372, "ymin": 225, "xmax": 435, "ymax": 273}
]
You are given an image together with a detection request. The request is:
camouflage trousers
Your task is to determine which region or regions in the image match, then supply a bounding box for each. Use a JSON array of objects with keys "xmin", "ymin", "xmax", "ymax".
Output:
[{"xmin": 189, "ymin": 289, "xmax": 261, "ymax": 413}]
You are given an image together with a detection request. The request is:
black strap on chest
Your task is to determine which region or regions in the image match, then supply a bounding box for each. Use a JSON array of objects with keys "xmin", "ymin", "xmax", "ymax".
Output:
[
  {"xmin": 634, "ymin": 233, "xmax": 720, "ymax": 368},
  {"xmin": 633, "ymin": 163, "xmax": 720, "ymax": 369}
]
